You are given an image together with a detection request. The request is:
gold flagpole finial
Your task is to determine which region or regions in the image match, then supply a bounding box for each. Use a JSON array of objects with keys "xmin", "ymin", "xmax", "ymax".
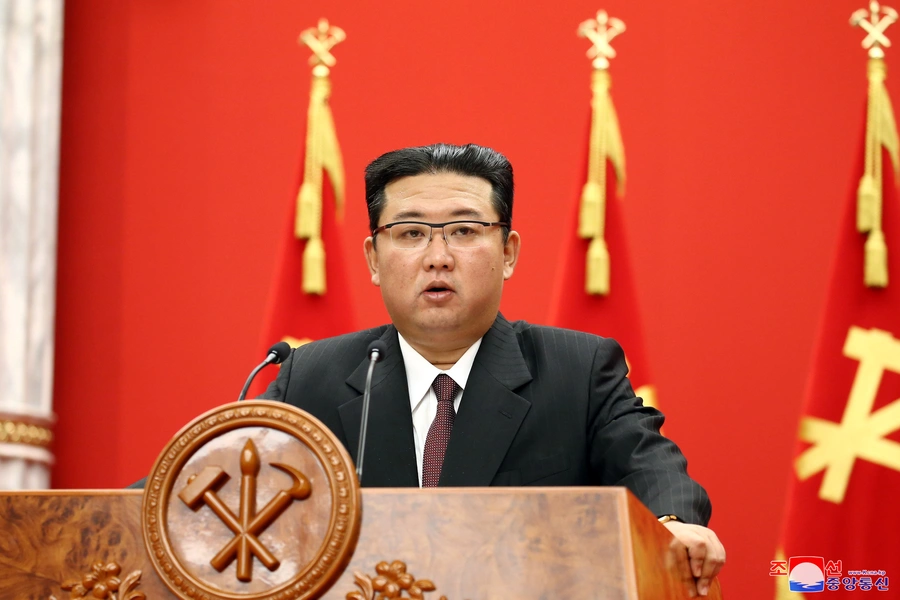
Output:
[
  {"xmin": 295, "ymin": 18, "xmax": 347, "ymax": 295},
  {"xmin": 578, "ymin": 10, "xmax": 625, "ymax": 71},
  {"xmin": 851, "ymin": 3, "xmax": 900, "ymax": 287},
  {"xmin": 299, "ymin": 18, "xmax": 346, "ymax": 75},
  {"xmin": 577, "ymin": 10, "xmax": 626, "ymax": 296},
  {"xmin": 851, "ymin": 1, "xmax": 898, "ymax": 59}
]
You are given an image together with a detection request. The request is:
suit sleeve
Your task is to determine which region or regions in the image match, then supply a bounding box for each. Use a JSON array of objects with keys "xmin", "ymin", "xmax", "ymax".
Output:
[{"xmin": 587, "ymin": 338, "xmax": 712, "ymax": 525}]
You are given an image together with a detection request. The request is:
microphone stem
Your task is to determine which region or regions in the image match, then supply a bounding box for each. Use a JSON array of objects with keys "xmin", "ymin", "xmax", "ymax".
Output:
[
  {"xmin": 356, "ymin": 354, "xmax": 378, "ymax": 481},
  {"xmin": 238, "ymin": 353, "xmax": 275, "ymax": 402}
]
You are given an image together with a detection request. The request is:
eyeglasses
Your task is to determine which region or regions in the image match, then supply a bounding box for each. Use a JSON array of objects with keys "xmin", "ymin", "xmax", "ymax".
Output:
[{"xmin": 372, "ymin": 220, "xmax": 509, "ymax": 249}]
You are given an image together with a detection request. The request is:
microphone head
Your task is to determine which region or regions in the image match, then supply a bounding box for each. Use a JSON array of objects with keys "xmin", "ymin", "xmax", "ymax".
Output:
[
  {"xmin": 367, "ymin": 340, "xmax": 388, "ymax": 362},
  {"xmin": 267, "ymin": 341, "xmax": 292, "ymax": 365}
]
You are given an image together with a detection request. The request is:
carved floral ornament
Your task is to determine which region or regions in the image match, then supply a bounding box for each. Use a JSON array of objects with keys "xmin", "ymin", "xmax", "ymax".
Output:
[
  {"xmin": 347, "ymin": 561, "xmax": 448, "ymax": 600},
  {"xmin": 54, "ymin": 562, "xmax": 144, "ymax": 600}
]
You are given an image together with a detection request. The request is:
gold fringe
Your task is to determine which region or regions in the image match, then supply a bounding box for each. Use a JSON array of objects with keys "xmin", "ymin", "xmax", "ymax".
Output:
[
  {"xmin": 580, "ymin": 69, "xmax": 624, "ymax": 296},
  {"xmin": 579, "ymin": 181, "xmax": 602, "ymax": 238},
  {"xmin": 320, "ymin": 103, "xmax": 346, "ymax": 218},
  {"xmin": 302, "ymin": 237, "xmax": 326, "ymax": 294},
  {"xmin": 865, "ymin": 229, "xmax": 889, "ymax": 287},
  {"xmin": 294, "ymin": 61, "xmax": 345, "ymax": 295},
  {"xmin": 602, "ymin": 92, "xmax": 626, "ymax": 196},
  {"xmin": 635, "ymin": 384, "xmax": 658, "ymax": 410},
  {"xmin": 282, "ymin": 336, "xmax": 313, "ymax": 348},
  {"xmin": 859, "ymin": 58, "xmax": 899, "ymax": 287},
  {"xmin": 875, "ymin": 80, "xmax": 900, "ymax": 173},
  {"xmin": 857, "ymin": 174, "xmax": 878, "ymax": 232},
  {"xmin": 296, "ymin": 181, "xmax": 318, "ymax": 238},
  {"xmin": 586, "ymin": 237, "xmax": 610, "ymax": 295}
]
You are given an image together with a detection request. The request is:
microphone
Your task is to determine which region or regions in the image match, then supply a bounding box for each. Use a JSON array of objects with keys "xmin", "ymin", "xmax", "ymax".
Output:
[
  {"xmin": 238, "ymin": 341, "xmax": 292, "ymax": 402},
  {"xmin": 356, "ymin": 340, "xmax": 387, "ymax": 481}
]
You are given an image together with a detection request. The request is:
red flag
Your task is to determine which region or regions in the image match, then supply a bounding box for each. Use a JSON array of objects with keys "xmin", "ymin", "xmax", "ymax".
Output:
[
  {"xmin": 250, "ymin": 165, "xmax": 356, "ymax": 398},
  {"xmin": 775, "ymin": 137, "xmax": 900, "ymax": 596},
  {"xmin": 250, "ymin": 168, "xmax": 356, "ymax": 398},
  {"xmin": 251, "ymin": 24, "xmax": 355, "ymax": 397},
  {"xmin": 547, "ymin": 158, "xmax": 656, "ymax": 402}
]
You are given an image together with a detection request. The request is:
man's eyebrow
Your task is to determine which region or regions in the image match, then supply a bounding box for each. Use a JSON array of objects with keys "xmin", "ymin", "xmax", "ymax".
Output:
[
  {"xmin": 390, "ymin": 208, "xmax": 485, "ymax": 221},
  {"xmin": 391, "ymin": 209, "xmax": 426, "ymax": 220},
  {"xmin": 448, "ymin": 208, "xmax": 484, "ymax": 218}
]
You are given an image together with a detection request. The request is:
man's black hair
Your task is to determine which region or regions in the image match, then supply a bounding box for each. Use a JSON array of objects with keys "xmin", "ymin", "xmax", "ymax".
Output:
[{"xmin": 364, "ymin": 143, "xmax": 514, "ymax": 239}]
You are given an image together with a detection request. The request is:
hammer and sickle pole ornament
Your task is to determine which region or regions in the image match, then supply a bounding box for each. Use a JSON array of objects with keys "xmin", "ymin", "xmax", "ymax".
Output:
[
  {"xmin": 850, "ymin": 1, "xmax": 900, "ymax": 287},
  {"xmin": 575, "ymin": 10, "xmax": 626, "ymax": 295},
  {"xmin": 578, "ymin": 10, "xmax": 625, "ymax": 70},
  {"xmin": 178, "ymin": 439, "xmax": 312, "ymax": 582},
  {"xmin": 852, "ymin": 1, "xmax": 899, "ymax": 58},
  {"xmin": 300, "ymin": 18, "xmax": 346, "ymax": 72}
]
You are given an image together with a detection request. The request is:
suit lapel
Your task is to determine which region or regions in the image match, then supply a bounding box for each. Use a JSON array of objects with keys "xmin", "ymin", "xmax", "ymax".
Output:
[
  {"xmin": 338, "ymin": 326, "xmax": 419, "ymax": 487},
  {"xmin": 440, "ymin": 315, "xmax": 533, "ymax": 486}
]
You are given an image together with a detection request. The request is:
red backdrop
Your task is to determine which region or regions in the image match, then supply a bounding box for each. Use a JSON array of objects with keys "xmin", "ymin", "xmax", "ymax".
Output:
[{"xmin": 54, "ymin": 1, "xmax": 894, "ymax": 597}]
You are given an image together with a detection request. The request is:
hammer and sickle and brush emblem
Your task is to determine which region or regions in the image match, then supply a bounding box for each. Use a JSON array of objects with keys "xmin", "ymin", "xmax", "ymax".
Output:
[
  {"xmin": 578, "ymin": 10, "xmax": 626, "ymax": 69},
  {"xmin": 178, "ymin": 439, "xmax": 312, "ymax": 582},
  {"xmin": 300, "ymin": 18, "xmax": 346, "ymax": 69},
  {"xmin": 851, "ymin": 1, "xmax": 899, "ymax": 56}
]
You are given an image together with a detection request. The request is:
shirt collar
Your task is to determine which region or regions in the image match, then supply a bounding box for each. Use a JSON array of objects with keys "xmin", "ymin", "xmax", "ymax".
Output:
[{"xmin": 397, "ymin": 332, "xmax": 483, "ymax": 411}]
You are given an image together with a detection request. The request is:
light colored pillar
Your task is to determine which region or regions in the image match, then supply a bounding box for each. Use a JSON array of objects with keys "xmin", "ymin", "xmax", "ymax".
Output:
[{"xmin": 0, "ymin": 0, "xmax": 64, "ymax": 489}]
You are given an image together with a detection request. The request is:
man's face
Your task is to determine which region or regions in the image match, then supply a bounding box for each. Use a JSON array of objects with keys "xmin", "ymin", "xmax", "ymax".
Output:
[{"xmin": 363, "ymin": 172, "xmax": 520, "ymax": 351}]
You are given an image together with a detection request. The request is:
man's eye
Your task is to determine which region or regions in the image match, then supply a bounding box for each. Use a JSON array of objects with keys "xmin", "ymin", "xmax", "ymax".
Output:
[
  {"xmin": 451, "ymin": 226, "xmax": 476, "ymax": 236},
  {"xmin": 398, "ymin": 228, "xmax": 425, "ymax": 238}
]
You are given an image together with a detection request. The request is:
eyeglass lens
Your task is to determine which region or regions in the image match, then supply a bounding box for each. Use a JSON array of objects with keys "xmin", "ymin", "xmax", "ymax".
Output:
[{"xmin": 390, "ymin": 222, "xmax": 486, "ymax": 248}]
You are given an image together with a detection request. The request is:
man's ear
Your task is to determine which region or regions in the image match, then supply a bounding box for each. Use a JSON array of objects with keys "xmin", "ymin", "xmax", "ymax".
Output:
[
  {"xmin": 502, "ymin": 230, "xmax": 521, "ymax": 280},
  {"xmin": 363, "ymin": 237, "xmax": 380, "ymax": 286}
]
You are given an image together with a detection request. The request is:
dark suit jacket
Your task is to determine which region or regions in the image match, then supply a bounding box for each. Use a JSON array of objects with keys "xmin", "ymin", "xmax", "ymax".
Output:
[{"xmin": 260, "ymin": 314, "xmax": 712, "ymax": 525}]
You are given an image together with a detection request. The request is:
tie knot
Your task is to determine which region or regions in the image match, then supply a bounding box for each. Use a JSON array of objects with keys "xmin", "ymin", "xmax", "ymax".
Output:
[{"xmin": 432, "ymin": 374, "xmax": 460, "ymax": 403}]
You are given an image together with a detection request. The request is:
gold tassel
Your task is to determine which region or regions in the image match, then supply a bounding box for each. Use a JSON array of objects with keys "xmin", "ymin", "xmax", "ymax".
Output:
[
  {"xmin": 296, "ymin": 76, "xmax": 325, "ymax": 241},
  {"xmin": 874, "ymin": 70, "xmax": 900, "ymax": 173},
  {"xmin": 586, "ymin": 237, "xmax": 610, "ymax": 295},
  {"xmin": 320, "ymin": 104, "xmax": 346, "ymax": 219},
  {"xmin": 857, "ymin": 57, "xmax": 900, "ymax": 287},
  {"xmin": 579, "ymin": 181, "xmax": 602, "ymax": 238},
  {"xmin": 579, "ymin": 68, "xmax": 625, "ymax": 296},
  {"xmin": 295, "ymin": 20, "xmax": 347, "ymax": 295},
  {"xmin": 296, "ymin": 181, "xmax": 318, "ymax": 238},
  {"xmin": 302, "ymin": 237, "xmax": 326, "ymax": 294},
  {"xmin": 577, "ymin": 13, "xmax": 625, "ymax": 296},
  {"xmin": 602, "ymin": 92, "xmax": 626, "ymax": 196},
  {"xmin": 865, "ymin": 229, "xmax": 889, "ymax": 287},
  {"xmin": 857, "ymin": 174, "xmax": 878, "ymax": 232}
]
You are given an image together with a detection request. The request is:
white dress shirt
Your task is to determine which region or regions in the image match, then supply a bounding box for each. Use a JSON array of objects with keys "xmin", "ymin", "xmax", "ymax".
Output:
[{"xmin": 397, "ymin": 333, "xmax": 482, "ymax": 487}]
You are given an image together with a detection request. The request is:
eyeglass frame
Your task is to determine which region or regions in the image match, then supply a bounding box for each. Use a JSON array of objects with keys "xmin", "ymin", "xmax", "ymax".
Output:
[{"xmin": 371, "ymin": 219, "xmax": 510, "ymax": 249}]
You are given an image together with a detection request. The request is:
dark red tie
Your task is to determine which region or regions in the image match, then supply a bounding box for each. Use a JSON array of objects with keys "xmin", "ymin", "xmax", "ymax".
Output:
[{"xmin": 422, "ymin": 374, "xmax": 461, "ymax": 487}]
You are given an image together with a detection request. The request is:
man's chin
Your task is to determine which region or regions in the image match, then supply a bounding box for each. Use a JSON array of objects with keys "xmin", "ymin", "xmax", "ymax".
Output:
[
  {"xmin": 412, "ymin": 316, "xmax": 464, "ymax": 333},
  {"xmin": 410, "ymin": 311, "xmax": 496, "ymax": 340}
]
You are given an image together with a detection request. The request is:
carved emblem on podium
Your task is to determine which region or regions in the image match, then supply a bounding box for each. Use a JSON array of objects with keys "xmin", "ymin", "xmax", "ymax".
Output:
[
  {"xmin": 178, "ymin": 439, "xmax": 312, "ymax": 581},
  {"xmin": 141, "ymin": 401, "xmax": 362, "ymax": 600}
]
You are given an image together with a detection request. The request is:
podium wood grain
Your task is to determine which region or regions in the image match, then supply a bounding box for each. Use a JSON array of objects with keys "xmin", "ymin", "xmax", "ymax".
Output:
[
  {"xmin": 0, "ymin": 492, "xmax": 167, "ymax": 600},
  {"xmin": 0, "ymin": 488, "xmax": 721, "ymax": 600}
]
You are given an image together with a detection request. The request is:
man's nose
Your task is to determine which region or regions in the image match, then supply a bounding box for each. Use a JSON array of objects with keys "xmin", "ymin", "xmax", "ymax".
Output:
[{"xmin": 422, "ymin": 226, "xmax": 454, "ymax": 269}]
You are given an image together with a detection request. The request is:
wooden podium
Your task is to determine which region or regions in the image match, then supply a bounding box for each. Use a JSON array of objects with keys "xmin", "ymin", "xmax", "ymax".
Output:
[{"xmin": 0, "ymin": 402, "xmax": 722, "ymax": 600}]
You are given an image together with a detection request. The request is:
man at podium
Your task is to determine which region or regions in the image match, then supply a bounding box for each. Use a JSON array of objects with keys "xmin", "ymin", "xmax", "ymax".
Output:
[{"xmin": 259, "ymin": 143, "xmax": 726, "ymax": 596}]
